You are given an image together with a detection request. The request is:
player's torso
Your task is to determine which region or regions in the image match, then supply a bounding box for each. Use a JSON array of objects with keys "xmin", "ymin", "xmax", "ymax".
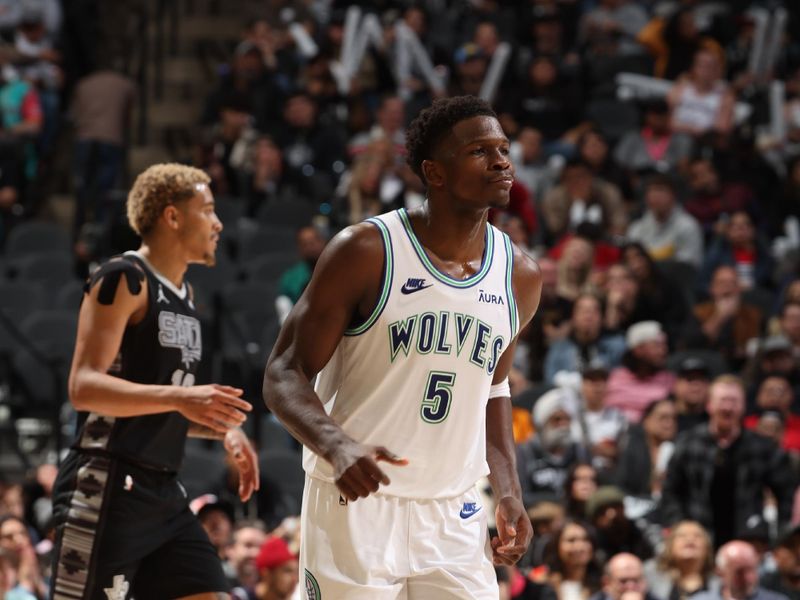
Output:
[
  {"xmin": 75, "ymin": 252, "xmax": 201, "ymax": 471},
  {"xmin": 307, "ymin": 209, "xmax": 519, "ymax": 498}
]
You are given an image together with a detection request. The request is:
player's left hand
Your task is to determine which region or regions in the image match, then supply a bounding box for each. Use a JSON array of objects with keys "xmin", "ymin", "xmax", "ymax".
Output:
[
  {"xmin": 491, "ymin": 496, "xmax": 532, "ymax": 566},
  {"xmin": 224, "ymin": 428, "xmax": 260, "ymax": 502}
]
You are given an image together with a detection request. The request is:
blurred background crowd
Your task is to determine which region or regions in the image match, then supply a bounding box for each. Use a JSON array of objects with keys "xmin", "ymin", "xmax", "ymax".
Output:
[{"xmin": 2, "ymin": 0, "xmax": 800, "ymax": 598}]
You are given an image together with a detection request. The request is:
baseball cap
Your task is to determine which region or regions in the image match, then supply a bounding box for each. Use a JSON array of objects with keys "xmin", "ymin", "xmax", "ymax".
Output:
[
  {"xmin": 189, "ymin": 494, "xmax": 235, "ymax": 523},
  {"xmin": 256, "ymin": 536, "xmax": 297, "ymax": 570},
  {"xmin": 677, "ymin": 357, "xmax": 710, "ymax": 378},
  {"xmin": 586, "ymin": 486, "xmax": 625, "ymax": 519},
  {"xmin": 761, "ymin": 335, "xmax": 792, "ymax": 355},
  {"xmin": 626, "ymin": 321, "xmax": 664, "ymax": 348}
]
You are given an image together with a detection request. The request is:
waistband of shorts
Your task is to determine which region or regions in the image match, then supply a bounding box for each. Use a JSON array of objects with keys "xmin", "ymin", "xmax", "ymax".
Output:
[{"xmin": 69, "ymin": 448, "xmax": 178, "ymax": 476}]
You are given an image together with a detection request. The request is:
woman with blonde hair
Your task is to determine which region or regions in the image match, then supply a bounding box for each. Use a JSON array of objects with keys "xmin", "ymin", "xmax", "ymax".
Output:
[{"xmin": 644, "ymin": 520, "xmax": 717, "ymax": 600}]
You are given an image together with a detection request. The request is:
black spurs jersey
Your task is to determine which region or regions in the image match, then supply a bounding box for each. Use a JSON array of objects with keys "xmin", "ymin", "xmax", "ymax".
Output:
[{"xmin": 72, "ymin": 251, "xmax": 202, "ymax": 471}]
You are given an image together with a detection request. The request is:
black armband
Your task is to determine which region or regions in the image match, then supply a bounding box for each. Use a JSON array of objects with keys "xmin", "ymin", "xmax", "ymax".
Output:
[{"xmin": 86, "ymin": 258, "xmax": 146, "ymax": 305}]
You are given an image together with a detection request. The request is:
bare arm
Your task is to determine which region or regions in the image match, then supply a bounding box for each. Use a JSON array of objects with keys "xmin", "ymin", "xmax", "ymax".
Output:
[
  {"xmin": 487, "ymin": 245, "xmax": 542, "ymax": 565},
  {"xmin": 263, "ymin": 223, "xmax": 406, "ymax": 501},
  {"xmin": 69, "ymin": 263, "xmax": 251, "ymax": 433},
  {"xmin": 715, "ymin": 88, "xmax": 736, "ymax": 134}
]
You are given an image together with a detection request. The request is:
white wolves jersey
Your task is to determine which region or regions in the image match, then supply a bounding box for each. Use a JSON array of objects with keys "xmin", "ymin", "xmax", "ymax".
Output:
[{"xmin": 304, "ymin": 208, "xmax": 519, "ymax": 498}]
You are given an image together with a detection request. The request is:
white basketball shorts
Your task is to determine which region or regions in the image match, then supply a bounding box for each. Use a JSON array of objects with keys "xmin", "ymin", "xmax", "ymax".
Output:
[{"xmin": 299, "ymin": 475, "xmax": 499, "ymax": 600}]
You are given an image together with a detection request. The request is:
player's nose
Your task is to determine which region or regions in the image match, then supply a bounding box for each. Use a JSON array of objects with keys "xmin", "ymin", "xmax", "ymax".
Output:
[{"xmin": 489, "ymin": 148, "xmax": 511, "ymax": 171}]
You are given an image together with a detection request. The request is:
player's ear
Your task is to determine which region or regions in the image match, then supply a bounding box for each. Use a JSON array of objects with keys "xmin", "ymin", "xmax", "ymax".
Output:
[
  {"xmin": 163, "ymin": 204, "xmax": 181, "ymax": 230},
  {"xmin": 422, "ymin": 159, "xmax": 444, "ymax": 188}
]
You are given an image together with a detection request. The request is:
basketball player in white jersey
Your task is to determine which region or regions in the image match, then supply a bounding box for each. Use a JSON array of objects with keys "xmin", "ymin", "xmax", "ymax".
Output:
[{"xmin": 263, "ymin": 96, "xmax": 542, "ymax": 599}]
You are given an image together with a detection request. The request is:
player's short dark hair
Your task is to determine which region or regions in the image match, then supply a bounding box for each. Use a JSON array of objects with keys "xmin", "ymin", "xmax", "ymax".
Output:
[{"xmin": 405, "ymin": 95, "xmax": 497, "ymax": 183}]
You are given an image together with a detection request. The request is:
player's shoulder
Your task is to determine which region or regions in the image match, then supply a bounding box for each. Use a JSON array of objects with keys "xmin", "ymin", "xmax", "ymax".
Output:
[
  {"xmin": 506, "ymin": 241, "xmax": 542, "ymax": 323},
  {"xmin": 84, "ymin": 254, "xmax": 149, "ymax": 308},
  {"xmin": 319, "ymin": 220, "xmax": 386, "ymax": 268},
  {"xmin": 507, "ymin": 241, "xmax": 541, "ymax": 289}
]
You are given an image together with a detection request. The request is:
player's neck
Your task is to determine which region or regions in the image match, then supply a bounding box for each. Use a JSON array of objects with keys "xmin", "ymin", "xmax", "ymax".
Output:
[
  {"xmin": 411, "ymin": 200, "xmax": 488, "ymax": 262},
  {"xmin": 137, "ymin": 240, "xmax": 188, "ymax": 289}
]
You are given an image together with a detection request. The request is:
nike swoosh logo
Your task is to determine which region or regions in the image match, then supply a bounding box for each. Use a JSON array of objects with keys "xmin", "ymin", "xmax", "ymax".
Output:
[
  {"xmin": 459, "ymin": 505, "xmax": 482, "ymax": 519},
  {"xmin": 401, "ymin": 283, "xmax": 433, "ymax": 295}
]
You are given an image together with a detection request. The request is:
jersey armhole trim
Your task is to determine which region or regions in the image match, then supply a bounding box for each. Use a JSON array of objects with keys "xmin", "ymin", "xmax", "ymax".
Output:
[
  {"xmin": 344, "ymin": 218, "xmax": 394, "ymax": 336},
  {"xmin": 503, "ymin": 233, "xmax": 518, "ymax": 339}
]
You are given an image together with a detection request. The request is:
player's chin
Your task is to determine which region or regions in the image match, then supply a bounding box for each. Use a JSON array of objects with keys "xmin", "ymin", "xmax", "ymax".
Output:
[
  {"xmin": 487, "ymin": 191, "xmax": 511, "ymax": 209},
  {"xmin": 197, "ymin": 250, "xmax": 216, "ymax": 267}
]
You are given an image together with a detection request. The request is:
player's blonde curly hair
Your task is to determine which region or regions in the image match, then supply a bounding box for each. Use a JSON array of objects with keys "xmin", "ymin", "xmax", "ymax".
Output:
[{"xmin": 127, "ymin": 163, "xmax": 211, "ymax": 236}]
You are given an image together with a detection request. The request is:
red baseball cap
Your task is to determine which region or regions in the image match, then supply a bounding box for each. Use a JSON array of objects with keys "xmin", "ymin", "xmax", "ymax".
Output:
[{"xmin": 255, "ymin": 537, "xmax": 297, "ymax": 571}]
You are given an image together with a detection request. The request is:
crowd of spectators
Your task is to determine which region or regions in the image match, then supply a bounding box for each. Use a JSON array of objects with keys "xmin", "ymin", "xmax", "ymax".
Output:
[{"xmin": 4, "ymin": 0, "xmax": 800, "ymax": 598}]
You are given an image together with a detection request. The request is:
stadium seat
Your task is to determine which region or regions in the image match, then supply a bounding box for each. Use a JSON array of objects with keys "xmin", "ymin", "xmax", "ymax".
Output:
[
  {"xmin": 0, "ymin": 280, "xmax": 46, "ymax": 315},
  {"xmin": 11, "ymin": 310, "xmax": 78, "ymax": 415},
  {"xmin": 213, "ymin": 196, "xmax": 246, "ymax": 229},
  {"xmin": 258, "ymin": 448, "xmax": 304, "ymax": 516},
  {"xmin": 218, "ymin": 281, "xmax": 280, "ymax": 368},
  {"xmin": 0, "ymin": 281, "xmax": 46, "ymax": 356},
  {"xmin": 186, "ymin": 253, "xmax": 238, "ymax": 319},
  {"xmin": 179, "ymin": 440, "xmax": 228, "ymax": 500},
  {"xmin": 255, "ymin": 415, "xmax": 295, "ymax": 452},
  {"xmin": 256, "ymin": 201, "xmax": 317, "ymax": 228},
  {"xmin": 242, "ymin": 253, "xmax": 297, "ymax": 284},
  {"xmin": 236, "ymin": 226, "xmax": 297, "ymax": 262},
  {"xmin": 4, "ymin": 221, "xmax": 71, "ymax": 259},
  {"xmin": 15, "ymin": 254, "xmax": 78, "ymax": 288},
  {"xmin": 53, "ymin": 280, "xmax": 87, "ymax": 311}
]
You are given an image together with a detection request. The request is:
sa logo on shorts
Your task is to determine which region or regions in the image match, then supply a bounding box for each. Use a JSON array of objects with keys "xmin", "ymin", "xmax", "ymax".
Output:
[{"xmin": 305, "ymin": 569, "xmax": 321, "ymax": 599}]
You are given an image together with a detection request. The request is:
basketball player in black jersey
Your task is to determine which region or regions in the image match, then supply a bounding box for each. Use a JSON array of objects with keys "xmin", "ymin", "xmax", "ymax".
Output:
[{"xmin": 50, "ymin": 164, "xmax": 259, "ymax": 600}]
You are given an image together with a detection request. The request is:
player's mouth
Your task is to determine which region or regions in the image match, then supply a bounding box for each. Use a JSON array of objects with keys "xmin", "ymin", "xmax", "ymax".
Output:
[{"xmin": 488, "ymin": 176, "xmax": 513, "ymax": 187}]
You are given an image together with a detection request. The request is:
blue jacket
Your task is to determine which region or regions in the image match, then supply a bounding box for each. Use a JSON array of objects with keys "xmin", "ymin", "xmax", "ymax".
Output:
[{"xmin": 543, "ymin": 333, "xmax": 626, "ymax": 384}]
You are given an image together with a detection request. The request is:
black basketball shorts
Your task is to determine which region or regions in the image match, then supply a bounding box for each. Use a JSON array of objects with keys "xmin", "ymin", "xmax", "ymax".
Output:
[{"xmin": 50, "ymin": 451, "xmax": 229, "ymax": 600}]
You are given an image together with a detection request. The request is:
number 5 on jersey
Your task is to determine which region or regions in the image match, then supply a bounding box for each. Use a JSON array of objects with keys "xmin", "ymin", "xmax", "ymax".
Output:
[{"xmin": 421, "ymin": 371, "xmax": 456, "ymax": 423}]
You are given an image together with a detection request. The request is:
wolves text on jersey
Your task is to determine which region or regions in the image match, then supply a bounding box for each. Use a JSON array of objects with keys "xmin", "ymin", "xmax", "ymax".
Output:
[
  {"xmin": 388, "ymin": 311, "xmax": 505, "ymax": 375},
  {"xmin": 157, "ymin": 311, "xmax": 202, "ymax": 368}
]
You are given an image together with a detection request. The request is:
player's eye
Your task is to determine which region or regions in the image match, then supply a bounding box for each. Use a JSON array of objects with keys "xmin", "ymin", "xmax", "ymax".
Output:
[
  {"xmin": 500, "ymin": 146, "xmax": 510, "ymax": 155},
  {"xmin": 471, "ymin": 148, "xmax": 485, "ymax": 156}
]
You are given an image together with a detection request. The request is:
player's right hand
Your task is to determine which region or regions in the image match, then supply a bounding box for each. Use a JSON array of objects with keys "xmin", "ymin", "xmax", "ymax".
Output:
[
  {"xmin": 176, "ymin": 384, "xmax": 252, "ymax": 433},
  {"xmin": 331, "ymin": 442, "xmax": 408, "ymax": 502}
]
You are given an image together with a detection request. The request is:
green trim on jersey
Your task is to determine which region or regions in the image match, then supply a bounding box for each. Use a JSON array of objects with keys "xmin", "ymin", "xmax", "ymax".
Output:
[
  {"xmin": 345, "ymin": 217, "xmax": 394, "ymax": 336},
  {"xmin": 398, "ymin": 209, "xmax": 494, "ymax": 288},
  {"xmin": 503, "ymin": 233, "xmax": 518, "ymax": 339}
]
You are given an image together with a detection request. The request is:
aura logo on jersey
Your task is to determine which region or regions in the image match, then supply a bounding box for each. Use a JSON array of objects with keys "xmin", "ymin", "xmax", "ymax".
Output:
[
  {"xmin": 157, "ymin": 311, "xmax": 202, "ymax": 367},
  {"xmin": 478, "ymin": 289, "xmax": 504, "ymax": 305},
  {"xmin": 388, "ymin": 311, "xmax": 505, "ymax": 375}
]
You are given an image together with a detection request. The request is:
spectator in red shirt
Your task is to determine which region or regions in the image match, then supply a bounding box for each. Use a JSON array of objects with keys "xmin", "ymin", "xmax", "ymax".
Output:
[{"xmin": 743, "ymin": 375, "xmax": 800, "ymax": 453}]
